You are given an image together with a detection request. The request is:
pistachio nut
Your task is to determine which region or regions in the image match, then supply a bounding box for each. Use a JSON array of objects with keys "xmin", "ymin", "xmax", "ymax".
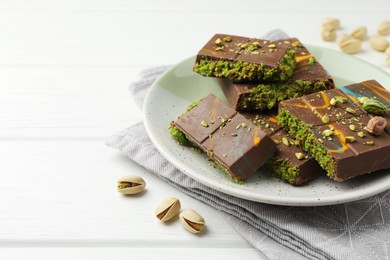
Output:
[
  {"xmin": 339, "ymin": 38, "xmax": 362, "ymax": 54},
  {"xmin": 377, "ymin": 21, "xmax": 390, "ymax": 36},
  {"xmin": 321, "ymin": 27, "xmax": 337, "ymax": 41},
  {"xmin": 337, "ymin": 33, "xmax": 352, "ymax": 44},
  {"xmin": 386, "ymin": 46, "xmax": 390, "ymax": 56},
  {"xmin": 155, "ymin": 197, "xmax": 181, "ymax": 222},
  {"xmin": 179, "ymin": 209, "xmax": 205, "ymax": 234},
  {"xmin": 369, "ymin": 35, "xmax": 389, "ymax": 52},
  {"xmin": 362, "ymin": 98, "xmax": 388, "ymax": 115},
  {"xmin": 322, "ymin": 17, "xmax": 341, "ymax": 30},
  {"xmin": 351, "ymin": 26, "xmax": 367, "ymax": 41},
  {"xmin": 365, "ymin": 116, "xmax": 387, "ymax": 136},
  {"xmin": 117, "ymin": 175, "xmax": 146, "ymax": 195}
]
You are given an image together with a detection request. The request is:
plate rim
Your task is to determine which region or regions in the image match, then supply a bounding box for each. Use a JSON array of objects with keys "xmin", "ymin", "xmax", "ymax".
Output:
[{"xmin": 143, "ymin": 44, "xmax": 390, "ymax": 206}]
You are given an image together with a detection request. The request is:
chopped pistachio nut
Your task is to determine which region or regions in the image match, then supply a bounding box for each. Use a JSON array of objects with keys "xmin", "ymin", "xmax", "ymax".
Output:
[
  {"xmin": 201, "ymin": 120, "xmax": 209, "ymax": 127},
  {"xmin": 322, "ymin": 114, "xmax": 330, "ymax": 123},
  {"xmin": 223, "ymin": 36, "xmax": 232, "ymax": 42},
  {"xmin": 268, "ymin": 44, "xmax": 276, "ymax": 48},
  {"xmin": 215, "ymin": 38, "xmax": 222, "ymax": 46},
  {"xmin": 349, "ymin": 124, "xmax": 356, "ymax": 131},
  {"xmin": 335, "ymin": 96, "xmax": 348, "ymax": 104},
  {"xmin": 365, "ymin": 141, "xmax": 374, "ymax": 145},
  {"xmin": 345, "ymin": 107, "xmax": 356, "ymax": 114},
  {"xmin": 241, "ymin": 123, "xmax": 247, "ymax": 128},
  {"xmin": 282, "ymin": 137, "xmax": 290, "ymax": 147},
  {"xmin": 357, "ymin": 131, "xmax": 365, "ymax": 138},
  {"xmin": 222, "ymin": 153, "xmax": 227, "ymax": 158},
  {"xmin": 295, "ymin": 152, "xmax": 305, "ymax": 160},
  {"xmin": 344, "ymin": 136, "xmax": 356, "ymax": 143},
  {"xmin": 330, "ymin": 97, "xmax": 338, "ymax": 106},
  {"xmin": 358, "ymin": 96, "xmax": 370, "ymax": 104},
  {"xmin": 322, "ymin": 129, "xmax": 333, "ymax": 137}
]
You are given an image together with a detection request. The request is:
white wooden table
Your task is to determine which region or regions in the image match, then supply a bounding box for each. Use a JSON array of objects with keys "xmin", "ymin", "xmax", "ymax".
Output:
[{"xmin": 1, "ymin": 1, "xmax": 389, "ymax": 259}]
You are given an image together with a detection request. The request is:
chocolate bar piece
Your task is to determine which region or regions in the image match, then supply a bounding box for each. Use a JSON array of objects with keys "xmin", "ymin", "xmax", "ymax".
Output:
[
  {"xmin": 340, "ymin": 79, "xmax": 390, "ymax": 132},
  {"xmin": 278, "ymin": 82, "xmax": 390, "ymax": 182},
  {"xmin": 244, "ymin": 112, "xmax": 324, "ymax": 185},
  {"xmin": 193, "ymin": 34, "xmax": 296, "ymax": 82},
  {"xmin": 169, "ymin": 94, "xmax": 276, "ymax": 182},
  {"xmin": 218, "ymin": 39, "xmax": 334, "ymax": 111}
]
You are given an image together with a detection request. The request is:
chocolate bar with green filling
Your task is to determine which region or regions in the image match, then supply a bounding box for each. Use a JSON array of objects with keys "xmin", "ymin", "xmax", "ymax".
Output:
[
  {"xmin": 169, "ymin": 94, "xmax": 276, "ymax": 183},
  {"xmin": 193, "ymin": 34, "xmax": 296, "ymax": 82},
  {"xmin": 278, "ymin": 82, "xmax": 390, "ymax": 182},
  {"xmin": 218, "ymin": 38, "xmax": 334, "ymax": 111},
  {"xmin": 244, "ymin": 112, "xmax": 324, "ymax": 185},
  {"xmin": 340, "ymin": 79, "xmax": 390, "ymax": 132}
]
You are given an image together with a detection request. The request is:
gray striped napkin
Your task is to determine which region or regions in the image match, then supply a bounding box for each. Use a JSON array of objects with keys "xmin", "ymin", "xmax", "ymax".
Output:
[{"xmin": 107, "ymin": 30, "xmax": 390, "ymax": 260}]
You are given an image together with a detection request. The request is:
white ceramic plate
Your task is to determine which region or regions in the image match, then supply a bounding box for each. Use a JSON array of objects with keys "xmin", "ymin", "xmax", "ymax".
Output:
[{"xmin": 143, "ymin": 45, "xmax": 390, "ymax": 206}]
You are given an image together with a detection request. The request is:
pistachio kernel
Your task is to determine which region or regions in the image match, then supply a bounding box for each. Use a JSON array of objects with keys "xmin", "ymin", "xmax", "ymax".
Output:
[
  {"xmin": 365, "ymin": 141, "xmax": 375, "ymax": 145},
  {"xmin": 282, "ymin": 137, "xmax": 290, "ymax": 147},
  {"xmin": 215, "ymin": 38, "xmax": 222, "ymax": 46},
  {"xmin": 362, "ymin": 99, "xmax": 388, "ymax": 115},
  {"xmin": 349, "ymin": 124, "xmax": 356, "ymax": 131},
  {"xmin": 295, "ymin": 152, "xmax": 305, "ymax": 160},
  {"xmin": 201, "ymin": 120, "xmax": 209, "ymax": 127},
  {"xmin": 330, "ymin": 97, "xmax": 338, "ymax": 106},
  {"xmin": 223, "ymin": 36, "xmax": 232, "ymax": 42},
  {"xmin": 344, "ymin": 136, "xmax": 356, "ymax": 143},
  {"xmin": 357, "ymin": 131, "xmax": 365, "ymax": 138},
  {"xmin": 322, "ymin": 129, "xmax": 333, "ymax": 137},
  {"xmin": 345, "ymin": 107, "xmax": 356, "ymax": 115},
  {"xmin": 322, "ymin": 114, "xmax": 330, "ymax": 123}
]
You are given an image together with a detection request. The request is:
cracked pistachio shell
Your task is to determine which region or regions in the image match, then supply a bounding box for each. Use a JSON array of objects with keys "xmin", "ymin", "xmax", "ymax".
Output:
[
  {"xmin": 155, "ymin": 197, "xmax": 181, "ymax": 222},
  {"xmin": 351, "ymin": 26, "xmax": 367, "ymax": 41},
  {"xmin": 386, "ymin": 47, "xmax": 390, "ymax": 55},
  {"xmin": 369, "ymin": 35, "xmax": 389, "ymax": 52},
  {"xmin": 179, "ymin": 209, "xmax": 205, "ymax": 234},
  {"xmin": 322, "ymin": 18, "xmax": 341, "ymax": 30},
  {"xmin": 337, "ymin": 33, "xmax": 352, "ymax": 44},
  {"xmin": 377, "ymin": 21, "xmax": 390, "ymax": 36},
  {"xmin": 339, "ymin": 38, "xmax": 362, "ymax": 54},
  {"xmin": 321, "ymin": 27, "xmax": 336, "ymax": 41},
  {"xmin": 117, "ymin": 175, "xmax": 146, "ymax": 195}
]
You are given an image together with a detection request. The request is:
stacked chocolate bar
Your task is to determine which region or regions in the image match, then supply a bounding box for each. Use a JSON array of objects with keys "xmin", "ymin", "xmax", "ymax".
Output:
[{"xmin": 170, "ymin": 33, "xmax": 390, "ymax": 185}]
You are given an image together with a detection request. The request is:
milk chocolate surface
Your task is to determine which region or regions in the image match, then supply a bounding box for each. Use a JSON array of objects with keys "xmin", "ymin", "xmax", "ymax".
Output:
[
  {"xmin": 278, "ymin": 81, "xmax": 390, "ymax": 182},
  {"xmin": 193, "ymin": 34, "xmax": 296, "ymax": 82},
  {"xmin": 218, "ymin": 38, "xmax": 334, "ymax": 111},
  {"xmin": 244, "ymin": 112, "xmax": 324, "ymax": 185},
  {"xmin": 172, "ymin": 94, "xmax": 276, "ymax": 182}
]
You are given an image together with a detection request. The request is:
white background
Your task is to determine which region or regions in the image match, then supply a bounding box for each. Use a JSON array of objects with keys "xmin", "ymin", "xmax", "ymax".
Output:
[{"xmin": 0, "ymin": 0, "xmax": 389, "ymax": 259}]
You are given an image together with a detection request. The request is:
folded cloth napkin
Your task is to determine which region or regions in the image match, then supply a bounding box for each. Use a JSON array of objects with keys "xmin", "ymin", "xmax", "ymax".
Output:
[{"xmin": 107, "ymin": 30, "xmax": 390, "ymax": 260}]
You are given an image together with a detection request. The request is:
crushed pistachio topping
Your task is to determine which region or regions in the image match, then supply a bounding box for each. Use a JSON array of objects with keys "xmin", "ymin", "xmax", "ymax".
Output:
[
  {"xmin": 349, "ymin": 124, "xmax": 356, "ymax": 131},
  {"xmin": 357, "ymin": 131, "xmax": 365, "ymax": 138},
  {"xmin": 308, "ymin": 57, "xmax": 317, "ymax": 65},
  {"xmin": 344, "ymin": 136, "xmax": 356, "ymax": 143},
  {"xmin": 330, "ymin": 97, "xmax": 338, "ymax": 106},
  {"xmin": 223, "ymin": 36, "xmax": 232, "ymax": 42},
  {"xmin": 201, "ymin": 120, "xmax": 209, "ymax": 127},
  {"xmin": 322, "ymin": 129, "xmax": 333, "ymax": 137},
  {"xmin": 322, "ymin": 114, "xmax": 330, "ymax": 123},
  {"xmin": 364, "ymin": 141, "xmax": 374, "ymax": 145},
  {"xmin": 345, "ymin": 107, "xmax": 356, "ymax": 114},
  {"xmin": 295, "ymin": 152, "xmax": 305, "ymax": 160},
  {"xmin": 282, "ymin": 137, "xmax": 290, "ymax": 147},
  {"xmin": 241, "ymin": 123, "xmax": 247, "ymax": 128},
  {"xmin": 215, "ymin": 38, "xmax": 222, "ymax": 46}
]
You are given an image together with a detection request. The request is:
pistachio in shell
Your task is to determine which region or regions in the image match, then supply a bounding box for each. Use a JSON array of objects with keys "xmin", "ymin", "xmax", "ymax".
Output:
[
  {"xmin": 117, "ymin": 175, "xmax": 146, "ymax": 195},
  {"xmin": 179, "ymin": 209, "xmax": 205, "ymax": 234},
  {"xmin": 155, "ymin": 197, "xmax": 181, "ymax": 222}
]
